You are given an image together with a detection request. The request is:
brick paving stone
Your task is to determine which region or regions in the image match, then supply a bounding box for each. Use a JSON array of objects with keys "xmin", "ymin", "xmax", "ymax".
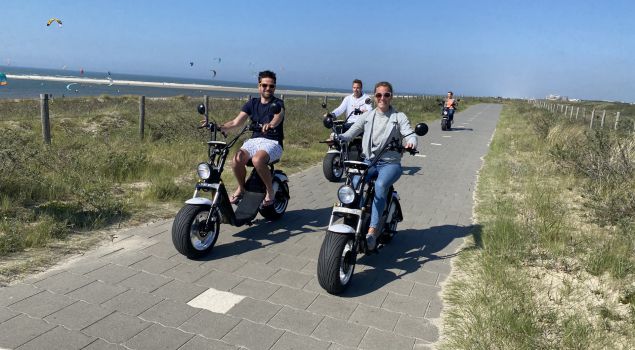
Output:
[
  {"xmin": 230, "ymin": 278, "xmax": 280, "ymax": 300},
  {"xmin": 0, "ymin": 283, "xmax": 40, "ymax": 307},
  {"xmin": 233, "ymin": 262, "xmax": 279, "ymax": 281},
  {"xmin": 227, "ymin": 297, "xmax": 281, "ymax": 324},
  {"xmin": 151, "ymin": 279, "xmax": 208, "ymax": 303},
  {"xmin": 401, "ymin": 268, "xmax": 438, "ymax": 286},
  {"xmin": 381, "ymin": 293, "xmax": 427, "ymax": 318},
  {"xmin": 358, "ymin": 327, "xmax": 415, "ymax": 350},
  {"xmin": 267, "ymin": 269, "xmax": 313, "ymax": 289},
  {"xmin": 101, "ymin": 250, "xmax": 151, "ymax": 267},
  {"xmin": 16, "ymin": 325, "xmax": 96, "ymax": 350},
  {"xmin": 312, "ymin": 317, "xmax": 368, "ymax": 348},
  {"xmin": 221, "ymin": 319, "xmax": 284, "ymax": 350},
  {"xmin": 118, "ymin": 271, "xmax": 173, "ymax": 293},
  {"xmin": 425, "ymin": 300, "xmax": 442, "ymax": 318},
  {"xmin": 0, "ymin": 306, "xmax": 19, "ymax": 322},
  {"xmin": 178, "ymin": 335, "xmax": 239, "ymax": 350},
  {"xmin": 33, "ymin": 271, "xmax": 95, "ymax": 294},
  {"xmin": 81, "ymin": 339, "xmax": 121, "ymax": 349},
  {"xmin": 66, "ymin": 280, "xmax": 128, "ymax": 304},
  {"xmin": 162, "ymin": 263, "xmax": 209, "ymax": 283},
  {"xmin": 307, "ymin": 295, "xmax": 358, "ymax": 320},
  {"xmin": 141, "ymin": 242, "xmax": 180, "ymax": 259},
  {"xmin": 124, "ymin": 323, "xmax": 194, "ymax": 350},
  {"xmin": 414, "ymin": 339, "xmax": 434, "ymax": 349},
  {"xmin": 199, "ymin": 256, "xmax": 248, "ymax": 273},
  {"xmin": 348, "ymin": 304, "xmax": 401, "ymax": 332},
  {"xmin": 372, "ymin": 275, "xmax": 415, "ymax": 296},
  {"xmin": 394, "ymin": 314, "xmax": 439, "ymax": 342},
  {"xmin": 101, "ymin": 289, "xmax": 164, "ymax": 316},
  {"xmin": 82, "ymin": 311, "xmax": 152, "ymax": 344},
  {"xmin": 0, "ymin": 314, "xmax": 55, "ymax": 349},
  {"xmin": 267, "ymin": 286, "xmax": 318, "ymax": 310},
  {"xmin": 194, "ymin": 269, "xmax": 245, "ymax": 291},
  {"xmin": 238, "ymin": 248, "xmax": 278, "ymax": 264},
  {"xmin": 130, "ymin": 255, "xmax": 180, "ymax": 274},
  {"xmin": 139, "ymin": 299, "xmax": 199, "ymax": 327},
  {"xmin": 65, "ymin": 259, "xmax": 110, "ymax": 275},
  {"xmin": 44, "ymin": 300, "xmax": 112, "ymax": 330},
  {"xmin": 267, "ymin": 306, "xmax": 323, "ymax": 335},
  {"xmin": 266, "ymin": 254, "xmax": 312, "ymax": 271},
  {"xmin": 84, "ymin": 264, "xmax": 138, "ymax": 284},
  {"xmin": 270, "ymin": 331, "xmax": 331, "ymax": 350},
  {"xmin": 409, "ymin": 282, "xmax": 441, "ymax": 300},
  {"xmin": 9, "ymin": 290, "xmax": 75, "ymax": 318},
  {"xmin": 179, "ymin": 309, "xmax": 240, "ymax": 340},
  {"xmin": 328, "ymin": 344, "xmax": 357, "ymax": 350}
]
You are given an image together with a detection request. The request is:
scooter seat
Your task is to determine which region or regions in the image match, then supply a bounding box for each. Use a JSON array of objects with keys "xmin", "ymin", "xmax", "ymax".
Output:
[
  {"xmin": 343, "ymin": 160, "xmax": 368, "ymax": 170},
  {"xmin": 246, "ymin": 159, "xmax": 279, "ymax": 167}
]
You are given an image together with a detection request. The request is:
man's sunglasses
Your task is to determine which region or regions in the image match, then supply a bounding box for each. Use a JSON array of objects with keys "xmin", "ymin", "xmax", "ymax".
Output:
[
  {"xmin": 375, "ymin": 92, "xmax": 392, "ymax": 98},
  {"xmin": 260, "ymin": 83, "xmax": 276, "ymax": 89}
]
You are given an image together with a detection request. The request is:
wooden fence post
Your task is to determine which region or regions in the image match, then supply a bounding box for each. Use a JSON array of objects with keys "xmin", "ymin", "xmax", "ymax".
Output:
[
  {"xmin": 280, "ymin": 94, "xmax": 284, "ymax": 100},
  {"xmin": 614, "ymin": 112, "xmax": 620, "ymax": 130},
  {"xmin": 600, "ymin": 110, "xmax": 606, "ymax": 128},
  {"xmin": 139, "ymin": 96, "xmax": 145, "ymax": 140},
  {"xmin": 323, "ymin": 95, "xmax": 327, "ymax": 107},
  {"xmin": 575, "ymin": 107, "xmax": 579, "ymax": 120},
  {"xmin": 40, "ymin": 93, "xmax": 51, "ymax": 144},
  {"xmin": 204, "ymin": 95, "xmax": 209, "ymax": 113},
  {"xmin": 305, "ymin": 94, "xmax": 309, "ymax": 105},
  {"xmin": 589, "ymin": 109, "xmax": 595, "ymax": 129}
]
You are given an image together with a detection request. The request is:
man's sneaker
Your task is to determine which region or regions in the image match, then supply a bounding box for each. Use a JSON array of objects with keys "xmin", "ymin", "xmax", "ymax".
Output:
[{"xmin": 366, "ymin": 233, "xmax": 377, "ymax": 250}]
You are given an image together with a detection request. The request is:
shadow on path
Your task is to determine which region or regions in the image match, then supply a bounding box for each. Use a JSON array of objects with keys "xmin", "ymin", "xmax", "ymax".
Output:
[
  {"xmin": 339, "ymin": 224, "xmax": 481, "ymax": 298},
  {"xmin": 195, "ymin": 207, "xmax": 332, "ymax": 261}
]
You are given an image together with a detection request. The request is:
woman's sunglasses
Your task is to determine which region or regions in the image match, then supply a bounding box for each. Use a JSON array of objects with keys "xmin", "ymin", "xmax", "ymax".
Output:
[{"xmin": 375, "ymin": 92, "xmax": 392, "ymax": 99}]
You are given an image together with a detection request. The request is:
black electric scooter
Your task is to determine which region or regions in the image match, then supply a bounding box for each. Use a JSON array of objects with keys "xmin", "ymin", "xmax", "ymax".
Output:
[{"xmin": 172, "ymin": 103, "xmax": 290, "ymax": 258}]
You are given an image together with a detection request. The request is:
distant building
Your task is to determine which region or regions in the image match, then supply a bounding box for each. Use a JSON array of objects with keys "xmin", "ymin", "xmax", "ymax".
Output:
[{"xmin": 546, "ymin": 94, "xmax": 569, "ymax": 101}]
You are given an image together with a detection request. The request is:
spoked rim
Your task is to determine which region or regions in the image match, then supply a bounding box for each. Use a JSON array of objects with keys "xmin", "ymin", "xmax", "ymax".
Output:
[
  {"xmin": 339, "ymin": 239, "xmax": 354, "ymax": 285},
  {"xmin": 273, "ymin": 183, "xmax": 289, "ymax": 213},
  {"xmin": 190, "ymin": 211, "xmax": 218, "ymax": 250}
]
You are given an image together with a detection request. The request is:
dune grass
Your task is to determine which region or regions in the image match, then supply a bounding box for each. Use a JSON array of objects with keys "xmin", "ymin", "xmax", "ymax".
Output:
[
  {"xmin": 0, "ymin": 93, "xmax": 467, "ymax": 281},
  {"xmin": 442, "ymin": 102, "xmax": 634, "ymax": 349}
]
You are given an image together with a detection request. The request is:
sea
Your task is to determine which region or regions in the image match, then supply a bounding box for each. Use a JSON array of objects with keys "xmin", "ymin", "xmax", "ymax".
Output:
[{"xmin": 0, "ymin": 66, "xmax": 348, "ymax": 100}]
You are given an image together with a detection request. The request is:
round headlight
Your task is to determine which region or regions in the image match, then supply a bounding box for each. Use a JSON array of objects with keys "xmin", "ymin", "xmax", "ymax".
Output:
[
  {"xmin": 197, "ymin": 163, "xmax": 211, "ymax": 180},
  {"xmin": 337, "ymin": 185, "xmax": 355, "ymax": 204}
]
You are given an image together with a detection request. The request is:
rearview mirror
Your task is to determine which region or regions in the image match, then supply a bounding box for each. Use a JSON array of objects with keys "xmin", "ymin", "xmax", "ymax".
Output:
[
  {"xmin": 414, "ymin": 123, "xmax": 428, "ymax": 136},
  {"xmin": 364, "ymin": 98, "xmax": 371, "ymax": 104},
  {"xmin": 321, "ymin": 102, "xmax": 327, "ymax": 109},
  {"xmin": 271, "ymin": 102, "xmax": 282, "ymax": 114},
  {"xmin": 197, "ymin": 103, "xmax": 206, "ymax": 115}
]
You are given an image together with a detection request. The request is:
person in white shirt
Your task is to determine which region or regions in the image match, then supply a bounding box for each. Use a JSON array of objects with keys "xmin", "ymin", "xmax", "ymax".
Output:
[{"xmin": 325, "ymin": 79, "xmax": 372, "ymax": 128}]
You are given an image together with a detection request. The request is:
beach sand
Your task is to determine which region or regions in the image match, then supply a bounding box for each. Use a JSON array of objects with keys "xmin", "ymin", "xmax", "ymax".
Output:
[{"xmin": 6, "ymin": 74, "xmax": 348, "ymax": 98}]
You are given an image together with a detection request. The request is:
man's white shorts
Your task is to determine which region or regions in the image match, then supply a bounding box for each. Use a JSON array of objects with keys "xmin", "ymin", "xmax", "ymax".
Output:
[{"xmin": 241, "ymin": 137, "xmax": 283, "ymax": 162}]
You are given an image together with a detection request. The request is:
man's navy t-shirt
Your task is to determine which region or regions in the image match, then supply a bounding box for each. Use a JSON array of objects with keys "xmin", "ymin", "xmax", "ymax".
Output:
[{"xmin": 241, "ymin": 97, "xmax": 285, "ymax": 145}]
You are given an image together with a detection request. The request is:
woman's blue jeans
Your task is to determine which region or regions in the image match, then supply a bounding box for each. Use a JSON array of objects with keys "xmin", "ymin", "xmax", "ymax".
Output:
[{"xmin": 353, "ymin": 160, "xmax": 402, "ymax": 229}]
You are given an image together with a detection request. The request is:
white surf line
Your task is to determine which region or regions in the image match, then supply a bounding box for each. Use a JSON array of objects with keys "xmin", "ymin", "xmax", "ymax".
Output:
[
  {"xmin": 430, "ymin": 143, "xmax": 442, "ymax": 146},
  {"xmin": 6, "ymin": 74, "xmax": 348, "ymax": 97},
  {"xmin": 188, "ymin": 288, "xmax": 245, "ymax": 314}
]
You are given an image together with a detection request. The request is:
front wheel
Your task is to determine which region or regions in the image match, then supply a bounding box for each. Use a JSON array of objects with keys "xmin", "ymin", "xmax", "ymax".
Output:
[
  {"xmin": 323, "ymin": 153, "xmax": 343, "ymax": 182},
  {"xmin": 172, "ymin": 204, "xmax": 220, "ymax": 259},
  {"xmin": 317, "ymin": 231, "xmax": 356, "ymax": 294}
]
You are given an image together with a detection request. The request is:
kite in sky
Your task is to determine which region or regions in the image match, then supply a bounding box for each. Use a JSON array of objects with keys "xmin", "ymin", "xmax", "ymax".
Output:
[{"xmin": 46, "ymin": 18, "xmax": 63, "ymax": 27}]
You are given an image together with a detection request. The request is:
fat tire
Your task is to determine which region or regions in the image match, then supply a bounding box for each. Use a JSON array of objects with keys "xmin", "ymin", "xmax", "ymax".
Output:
[
  {"xmin": 172, "ymin": 204, "xmax": 219, "ymax": 259},
  {"xmin": 259, "ymin": 180, "xmax": 289, "ymax": 220},
  {"xmin": 317, "ymin": 231, "xmax": 356, "ymax": 294},
  {"xmin": 323, "ymin": 153, "xmax": 343, "ymax": 182}
]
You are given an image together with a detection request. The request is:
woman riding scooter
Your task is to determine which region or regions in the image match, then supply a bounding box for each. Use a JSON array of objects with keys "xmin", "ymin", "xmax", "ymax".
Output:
[{"xmin": 338, "ymin": 81, "xmax": 418, "ymax": 250}]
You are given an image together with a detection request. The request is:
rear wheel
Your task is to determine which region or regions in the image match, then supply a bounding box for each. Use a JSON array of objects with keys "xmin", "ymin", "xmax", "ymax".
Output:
[
  {"xmin": 323, "ymin": 153, "xmax": 343, "ymax": 182},
  {"xmin": 172, "ymin": 205, "xmax": 220, "ymax": 259},
  {"xmin": 317, "ymin": 231, "xmax": 356, "ymax": 294},
  {"xmin": 259, "ymin": 179, "xmax": 289, "ymax": 220}
]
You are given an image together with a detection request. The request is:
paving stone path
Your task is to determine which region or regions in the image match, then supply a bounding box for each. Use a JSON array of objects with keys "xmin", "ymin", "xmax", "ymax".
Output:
[{"xmin": 0, "ymin": 104, "xmax": 501, "ymax": 349}]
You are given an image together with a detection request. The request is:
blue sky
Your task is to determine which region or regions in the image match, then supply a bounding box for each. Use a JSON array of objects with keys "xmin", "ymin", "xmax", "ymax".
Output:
[{"xmin": 1, "ymin": 0, "xmax": 634, "ymax": 101}]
